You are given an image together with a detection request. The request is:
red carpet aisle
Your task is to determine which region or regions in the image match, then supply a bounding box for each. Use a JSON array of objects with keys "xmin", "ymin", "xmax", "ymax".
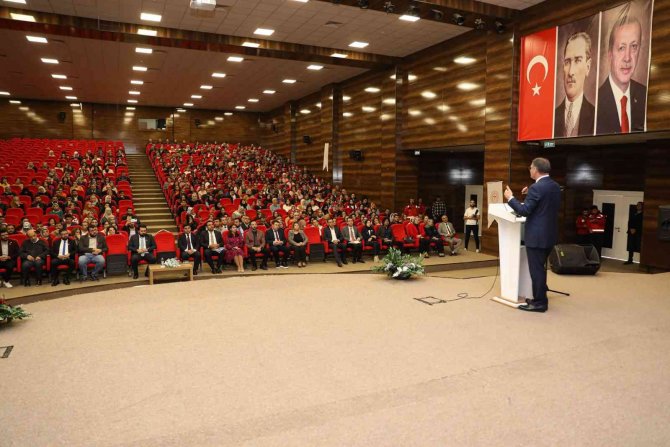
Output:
[{"xmin": 1, "ymin": 272, "xmax": 669, "ymax": 446}]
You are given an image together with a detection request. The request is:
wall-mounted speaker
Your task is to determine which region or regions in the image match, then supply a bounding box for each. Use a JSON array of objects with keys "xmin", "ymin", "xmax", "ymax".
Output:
[
  {"xmin": 349, "ymin": 150, "xmax": 363, "ymax": 161},
  {"xmin": 57, "ymin": 112, "xmax": 67, "ymax": 123},
  {"xmin": 194, "ymin": 118, "xmax": 201, "ymax": 128},
  {"xmin": 303, "ymin": 135, "xmax": 312, "ymax": 144}
]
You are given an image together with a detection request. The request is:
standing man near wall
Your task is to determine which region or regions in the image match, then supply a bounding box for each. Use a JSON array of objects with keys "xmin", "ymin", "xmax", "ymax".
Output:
[{"xmin": 504, "ymin": 158, "xmax": 561, "ymax": 313}]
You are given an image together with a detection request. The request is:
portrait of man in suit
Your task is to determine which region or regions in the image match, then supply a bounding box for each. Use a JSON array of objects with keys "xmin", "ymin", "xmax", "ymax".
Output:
[
  {"xmin": 596, "ymin": 2, "xmax": 651, "ymax": 135},
  {"xmin": 554, "ymin": 31, "xmax": 596, "ymax": 138}
]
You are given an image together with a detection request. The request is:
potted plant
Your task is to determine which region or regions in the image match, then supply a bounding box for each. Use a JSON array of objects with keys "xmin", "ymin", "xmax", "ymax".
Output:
[
  {"xmin": 0, "ymin": 297, "xmax": 31, "ymax": 324},
  {"xmin": 372, "ymin": 248, "xmax": 425, "ymax": 280}
]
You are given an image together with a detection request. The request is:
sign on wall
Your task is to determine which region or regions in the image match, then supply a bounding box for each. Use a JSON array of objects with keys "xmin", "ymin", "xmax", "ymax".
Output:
[{"xmin": 518, "ymin": 0, "xmax": 654, "ymax": 141}]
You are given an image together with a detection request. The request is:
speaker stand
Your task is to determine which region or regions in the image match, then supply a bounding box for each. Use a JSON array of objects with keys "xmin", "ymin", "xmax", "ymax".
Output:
[{"xmin": 545, "ymin": 261, "xmax": 570, "ymax": 296}]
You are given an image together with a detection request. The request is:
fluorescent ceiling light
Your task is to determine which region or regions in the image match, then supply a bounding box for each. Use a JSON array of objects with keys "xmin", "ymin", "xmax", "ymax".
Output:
[
  {"xmin": 282, "ymin": 79, "xmax": 296, "ymax": 84},
  {"xmin": 349, "ymin": 41, "xmax": 368, "ymax": 48},
  {"xmin": 263, "ymin": 90, "xmax": 276, "ymax": 94},
  {"xmin": 140, "ymin": 12, "xmax": 162, "ymax": 22},
  {"xmin": 331, "ymin": 52, "xmax": 347, "ymax": 58},
  {"xmin": 316, "ymin": 102, "xmax": 322, "ymax": 108},
  {"xmin": 343, "ymin": 112, "xmax": 353, "ymax": 117},
  {"xmin": 408, "ymin": 74, "xmax": 418, "ymax": 81},
  {"xmin": 41, "ymin": 58, "xmax": 59, "ymax": 64},
  {"xmin": 0, "ymin": 91, "xmax": 10, "ymax": 96},
  {"xmin": 383, "ymin": 98, "xmax": 395, "ymax": 105},
  {"xmin": 457, "ymin": 82, "xmax": 479, "ymax": 91},
  {"xmin": 135, "ymin": 47, "xmax": 153, "ymax": 54},
  {"xmin": 242, "ymin": 42, "xmax": 260, "ymax": 48},
  {"xmin": 212, "ymin": 72, "xmax": 226, "ymax": 78},
  {"xmin": 421, "ymin": 91, "xmax": 437, "ymax": 99},
  {"xmin": 469, "ymin": 99, "xmax": 486, "ymax": 106},
  {"xmin": 133, "ymin": 66, "xmax": 148, "ymax": 71},
  {"xmin": 399, "ymin": 14, "xmax": 420, "ymax": 22},
  {"xmin": 59, "ymin": 86, "xmax": 73, "ymax": 91},
  {"xmin": 227, "ymin": 56, "xmax": 244, "ymax": 62},
  {"xmin": 365, "ymin": 87, "xmax": 380, "ymax": 93},
  {"xmin": 127, "ymin": 99, "xmax": 138, "ymax": 103},
  {"xmin": 126, "ymin": 107, "xmax": 136, "ymax": 110},
  {"xmin": 26, "ymin": 36, "xmax": 48, "ymax": 43},
  {"xmin": 65, "ymin": 96, "xmax": 77, "ymax": 100},
  {"xmin": 224, "ymin": 112, "xmax": 233, "ymax": 116},
  {"xmin": 248, "ymin": 98, "xmax": 259, "ymax": 103},
  {"xmin": 342, "ymin": 95, "xmax": 351, "ymax": 101},
  {"xmin": 51, "ymin": 74, "xmax": 67, "ymax": 79},
  {"xmin": 214, "ymin": 117, "xmax": 223, "ymax": 122},
  {"xmin": 408, "ymin": 109, "xmax": 422, "ymax": 116},
  {"xmin": 130, "ymin": 80, "xmax": 144, "ymax": 85},
  {"xmin": 235, "ymin": 105, "xmax": 246, "ymax": 110},
  {"xmin": 300, "ymin": 109, "xmax": 311, "ymax": 114},
  {"xmin": 137, "ymin": 28, "xmax": 157, "ymax": 37},
  {"xmin": 70, "ymin": 103, "xmax": 80, "ymax": 107},
  {"xmin": 454, "ymin": 56, "xmax": 477, "ymax": 65},
  {"xmin": 18, "ymin": 106, "xmax": 29, "ymax": 111},
  {"xmin": 10, "ymin": 13, "xmax": 35, "ymax": 22},
  {"xmin": 129, "ymin": 91, "xmax": 141, "ymax": 95},
  {"xmin": 9, "ymin": 100, "xmax": 21, "ymax": 104},
  {"xmin": 183, "ymin": 102, "xmax": 193, "ymax": 107},
  {"xmin": 307, "ymin": 64, "xmax": 323, "ymax": 70},
  {"xmin": 254, "ymin": 28, "xmax": 274, "ymax": 36},
  {"xmin": 362, "ymin": 106, "xmax": 376, "ymax": 112},
  {"xmin": 191, "ymin": 95, "xmax": 202, "ymax": 99},
  {"xmin": 176, "ymin": 108, "xmax": 186, "ymax": 112},
  {"xmin": 200, "ymin": 85, "xmax": 213, "ymax": 90}
]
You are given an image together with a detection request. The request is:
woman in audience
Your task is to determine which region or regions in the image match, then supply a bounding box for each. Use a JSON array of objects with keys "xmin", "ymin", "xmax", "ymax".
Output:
[
  {"xmin": 362, "ymin": 219, "xmax": 381, "ymax": 262},
  {"xmin": 9, "ymin": 196, "xmax": 24, "ymax": 212},
  {"xmin": 101, "ymin": 207, "xmax": 115, "ymax": 226},
  {"xmin": 376, "ymin": 217, "xmax": 394, "ymax": 250},
  {"xmin": 72, "ymin": 227, "xmax": 82, "ymax": 244},
  {"xmin": 224, "ymin": 224, "xmax": 245, "ymax": 273},
  {"xmin": 288, "ymin": 222, "xmax": 308, "ymax": 268}
]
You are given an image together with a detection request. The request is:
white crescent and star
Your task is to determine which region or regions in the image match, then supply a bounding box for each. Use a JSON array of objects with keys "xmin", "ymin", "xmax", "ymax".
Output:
[{"xmin": 526, "ymin": 54, "xmax": 549, "ymax": 96}]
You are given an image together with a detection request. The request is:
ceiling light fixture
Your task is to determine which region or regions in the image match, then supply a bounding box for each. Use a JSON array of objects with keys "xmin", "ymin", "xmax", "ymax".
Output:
[
  {"xmin": 65, "ymin": 96, "xmax": 77, "ymax": 100},
  {"xmin": 128, "ymin": 99, "xmax": 138, "ymax": 103},
  {"xmin": 212, "ymin": 72, "xmax": 226, "ymax": 78},
  {"xmin": 9, "ymin": 100, "xmax": 21, "ymax": 104},
  {"xmin": 454, "ymin": 56, "xmax": 477, "ymax": 65},
  {"xmin": 176, "ymin": 108, "xmax": 186, "ymax": 112},
  {"xmin": 126, "ymin": 106, "xmax": 136, "ymax": 110},
  {"xmin": 300, "ymin": 109, "xmax": 311, "ymax": 114},
  {"xmin": 41, "ymin": 58, "xmax": 59, "ymax": 64},
  {"xmin": 357, "ymin": 0, "xmax": 369, "ymax": 9},
  {"xmin": 431, "ymin": 9, "xmax": 444, "ymax": 20},
  {"xmin": 26, "ymin": 36, "xmax": 48, "ymax": 43},
  {"xmin": 399, "ymin": 3, "xmax": 420, "ymax": 22},
  {"xmin": 200, "ymin": 85, "xmax": 213, "ymax": 90},
  {"xmin": 248, "ymin": 98, "xmax": 259, "ymax": 103},
  {"xmin": 331, "ymin": 52, "xmax": 348, "ymax": 58},
  {"xmin": 457, "ymin": 82, "xmax": 478, "ymax": 91},
  {"xmin": 140, "ymin": 12, "xmax": 162, "ymax": 22},
  {"xmin": 133, "ymin": 66, "xmax": 148, "ymax": 71},
  {"xmin": 421, "ymin": 91, "xmax": 437, "ymax": 99},
  {"xmin": 137, "ymin": 28, "xmax": 158, "ymax": 37},
  {"xmin": 364, "ymin": 87, "xmax": 380, "ymax": 93},
  {"xmin": 263, "ymin": 90, "xmax": 276, "ymax": 94},
  {"xmin": 5, "ymin": 0, "xmax": 27, "ymax": 4},
  {"xmin": 452, "ymin": 13, "xmax": 465, "ymax": 26},
  {"xmin": 254, "ymin": 28, "xmax": 274, "ymax": 36},
  {"xmin": 131, "ymin": 80, "xmax": 144, "ymax": 85},
  {"xmin": 0, "ymin": 91, "xmax": 9, "ymax": 96},
  {"xmin": 225, "ymin": 112, "xmax": 233, "ymax": 116},
  {"xmin": 282, "ymin": 79, "xmax": 297, "ymax": 84},
  {"xmin": 71, "ymin": 103, "xmax": 80, "ymax": 107},
  {"xmin": 10, "ymin": 13, "xmax": 35, "ymax": 22},
  {"xmin": 59, "ymin": 86, "xmax": 73, "ymax": 91},
  {"xmin": 362, "ymin": 106, "xmax": 376, "ymax": 112},
  {"xmin": 235, "ymin": 105, "xmax": 246, "ymax": 110},
  {"xmin": 191, "ymin": 94, "xmax": 202, "ymax": 99},
  {"xmin": 349, "ymin": 41, "xmax": 369, "ymax": 48},
  {"xmin": 135, "ymin": 47, "xmax": 153, "ymax": 54},
  {"xmin": 129, "ymin": 91, "xmax": 141, "ymax": 95},
  {"xmin": 215, "ymin": 117, "xmax": 224, "ymax": 121},
  {"xmin": 474, "ymin": 18, "xmax": 485, "ymax": 30},
  {"xmin": 51, "ymin": 74, "xmax": 67, "ymax": 79},
  {"xmin": 343, "ymin": 112, "xmax": 353, "ymax": 117},
  {"xmin": 183, "ymin": 102, "xmax": 193, "ymax": 107},
  {"xmin": 307, "ymin": 64, "xmax": 324, "ymax": 70},
  {"xmin": 227, "ymin": 56, "xmax": 244, "ymax": 62},
  {"xmin": 242, "ymin": 42, "xmax": 260, "ymax": 48},
  {"xmin": 495, "ymin": 21, "xmax": 506, "ymax": 34}
]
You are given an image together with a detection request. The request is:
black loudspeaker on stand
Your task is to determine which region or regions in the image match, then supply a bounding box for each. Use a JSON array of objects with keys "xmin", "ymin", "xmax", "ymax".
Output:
[{"xmin": 549, "ymin": 244, "xmax": 601, "ymax": 275}]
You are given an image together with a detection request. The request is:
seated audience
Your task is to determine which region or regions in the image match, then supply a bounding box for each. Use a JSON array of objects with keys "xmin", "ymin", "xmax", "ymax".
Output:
[
  {"xmin": 438, "ymin": 215, "xmax": 461, "ymax": 255},
  {"xmin": 341, "ymin": 217, "xmax": 364, "ymax": 263},
  {"xmin": 225, "ymin": 224, "xmax": 246, "ymax": 273},
  {"xmin": 323, "ymin": 218, "xmax": 347, "ymax": 267},
  {"xmin": 266, "ymin": 220, "xmax": 289, "ymax": 268},
  {"xmin": 200, "ymin": 220, "xmax": 225, "ymax": 273},
  {"xmin": 288, "ymin": 222, "xmax": 308, "ymax": 268},
  {"xmin": 419, "ymin": 219, "xmax": 445, "ymax": 257},
  {"xmin": 50, "ymin": 228, "xmax": 76, "ymax": 286},
  {"xmin": 20, "ymin": 229, "xmax": 49, "ymax": 286},
  {"xmin": 128, "ymin": 224, "xmax": 157, "ymax": 279},
  {"xmin": 245, "ymin": 220, "xmax": 269, "ymax": 271},
  {"xmin": 0, "ymin": 227, "xmax": 19, "ymax": 288},
  {"xmin": 178, "ymin": 225, "xmax": 201, "ymax": 275},
  {"xmin": 78, "ymin": 226, "xmax": 107, "ymax": 281}
]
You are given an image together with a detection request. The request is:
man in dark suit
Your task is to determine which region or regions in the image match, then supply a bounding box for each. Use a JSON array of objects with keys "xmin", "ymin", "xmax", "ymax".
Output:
[
  {"xmin": 624, "ymin": 201, "xmax": 643, "ymax": 265},
  {"xmin": 504, "ymin": 158, "xmax": 561, "ymax": 313},
  {"xmin": 0, "ymin": 226, "xmax": 19, "ymax": 288},
  {"xmin": 596, "ymin": 12, "xmax": 647, "ymax": 134},
  {"xmin": 323, "ymin": 218, "xmax": 347, "ymax": 267},
  {"xmin": 178, "ymin": 224, "xmax": 201, "ymax": 275},
  {"xmin": 245, "ymin": 220, "xmax": 269, "ymax": 271},
  {"xmin": 20, "ymin": 229, "xmax": 50, "ymax": 286},
  {"xmin": 78, "ymin": 226, "xmax": 108, "ymax": 281},
  {"xmin": 128, "ymin": 224, "xmax": 157, "ymax": 279},
  {"xmin": 341, "ymin": 217, "xmax": 364, "ymax": 263},
  {"xmin": 199, "ymin": 220, "xmax": 225, "ymax": 273},
  {"xmin": 50, "ymin": 228, "xmax": 77, "ymax": 286},
  {"xmin": 554, "ymin": 32, "xmax": 595, "ymax": 138},
  {"xmin": 265, "ymin": 220, "xmax": 289, "ymax": 268}
]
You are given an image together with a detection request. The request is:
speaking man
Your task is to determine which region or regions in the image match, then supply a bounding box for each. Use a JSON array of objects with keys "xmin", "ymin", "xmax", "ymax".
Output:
[
  {"xmin": 554, "ymin": 32, "xmax": 595, "ymax": 137},
  {"xmin": 504, "ymin": 158, "xmax": 561, "ymax": 313},
  {"xmin": 596, "ymin": 10, "xmax": 647, "ymax": 134}
]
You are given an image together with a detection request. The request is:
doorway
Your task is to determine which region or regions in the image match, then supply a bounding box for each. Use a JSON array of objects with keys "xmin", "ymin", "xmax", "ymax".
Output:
[{"xmin": 592, "ymin": 190, "xmax": 644, "ymax": 262}]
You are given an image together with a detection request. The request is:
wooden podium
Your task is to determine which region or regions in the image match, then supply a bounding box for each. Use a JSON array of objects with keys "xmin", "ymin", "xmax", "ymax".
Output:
[{"xmin": 489, "ymin": 203, "xmax": 533, "ymax": 307}]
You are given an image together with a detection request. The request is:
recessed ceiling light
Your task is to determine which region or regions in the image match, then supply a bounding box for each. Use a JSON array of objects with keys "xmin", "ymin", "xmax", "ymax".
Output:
[
  {"xmin": 362, "ymin": 106, "xmax": 376, "ymax": 112},
  {"xmin": 225, "ymin": 112, "xmax": 233, "ymax": 116},
  {"xmin": 137, "ymin": 28, "xmax": 157, "ymax": 37},
  {"xmin": 215, "ymin": 117, "xmax": 224, "ymax": 121},
  {"xmin": 133, "ymin": 66, "xmax": 148, "ymax": 71},
  {"xmin": 469, "ymin": 99, "xmax": 486, "ymax": 106},
  {"xmin": 26, "ymin": 36, "xmax": 48, "ymax": 43},
  {"xmin": 200, "ymin": 85, "xmax": 213, "ymax": 90},
  {"xmin": 235, "ymin": 105, "xmax": 246, "ymax": 110},
  {"xmin": 136, "ymin": 47, "xmax": 153, "ymax": 54},
  {"xmin": 51, "ymin": 74, "xmax": 67, "ymax": 79},
  {"xmin": 383, "ymin": 98, "xmax": 395, "ymax": 105},
  {"xmin": 59, "ymin": 86, "xmax": 73, "ymax": 91},
  {"xmin": 227, "ymin": 56, "xmax": 244, "ymax": 62},
  {"xmin": 349, "ymin": 41, "xmax": 369, "ymax": 48},
  {"xmin": 130, "ymin": 80, "xmax": 144, "ymax": 85},
  {"xmin": 212, "ymin": 72, "xmax": 226, "ymax": 78},
  {"xmin": 10, "ymin": 13, "xmax": 35, "ymax": 22},
  {"xmin": 242, "ymin": 42, "xmax": 260, "ymax": 48},
  {"xmin": 248, "ymin": 98, "xmax": 259, "ymax": 103},
  {"xmin": 399, "ymin": 14, "xmax": 421, "ymax": 22},
  {"xmin": 282, "ymin": 79, "xmax": 296, "ymax": 84},
  {"xmin": 41, "ymin": 58, "xmax": 59, "ymax": 64},
  {"xmin": 331, "ymin": 52, "xmax": 348, "ymax": 58},
  {"xmin": 300, "ymin": 109, "xmax": 311, "ymax": 114},
  {"xmin": 0, "ymin": 91, "xmax": 9, "ymax": 96},
  {"xmin": 176, "ymin": 108, "xmax": 186, "ymax": 112},
  {"xmin": 254, "ymin": 28, "xmax": 274, "ymax": 36},
  {"xmin": 129, "ymin": 91, "xmax": 141, "ymax": 95},
  {"xmin": 263, "ymin": 90, "xmax": 276, "ymax": 94},
  {"xmin": 18, "ymin": 106, "xmax": 29, "ymax": 111},
  {"xmin": 408, "ymin": 109, "xmax": 421, "ymax": 116},
  {"xmin": 183, "ymin": 102, "xmax": 193, "ymax": 107},
  {"xmin": 343, "ymin": 112, "xmax": 353, "ymax": 117},
  {"xmin": 128, "ymin": 99, "xmax": 138, "ymax": 103},
  {"xmin": 125, "ymin": 112, "xmax": 134, "ymax": 116},
  {"xmin": 70, "ymin": 103, "xmax": 80, "ymax": 107},
  {"xmin": 9, "ymin": 100, "xmax": 21, "ymax": 104},
  {"xmin": 65, "ymin": 96, "xmax": 77, "ymax": 100},
  {"xmin": 421, "ymin": 91, "xmax": 437, "ymax": 99},
  {"xmin": 191, "ymin": 95, "xmax": 202, "ymax": 99},
  {"xmin": 408, "ymin": 74, "xmax": 418, "ymax": 81},
  {"xmin": 365, "ymin": 87, "xmax": 380, "ymax": 93},
  {"xmin": 454, "ymin": 56, "xmax": 477, "ymax": 65},
  {"xmin": 307, "ymin": 64, "xmax": 323, "ymax": 70},
  {"xmin": 126, "ymin": 106, "xmax": 136, "ymax": 110},
  {"xmin": 342, "ymin": 95, "xmax": 351, "ymax": 101},
  {"xmin": 316, "ymin": 102, "xmax": 322, "ymax": 108},
  {"xmin": 457, "ymin": 82, "xmax": 479, "ymax": 91},
  {"xmin": 140, "ymin": 12, "xmax": 162, "ymax": 22}
]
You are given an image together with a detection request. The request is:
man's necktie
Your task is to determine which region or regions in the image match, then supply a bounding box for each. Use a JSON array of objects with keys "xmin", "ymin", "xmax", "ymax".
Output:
[
  {"xmin": 61, "ymin": 240, "xmax": 66, "ymax": 256},
  {"xmin": 140, "ymin": 237, "xmax": 145, "ymax": 249},
  {"xmin": 565, "ymin": 102, "xmax": 575, "ymax": 137},
  {"xmin": 274, "ymin": 230, "xmax": 279, "ymax": 240},
  {"xmin": 187, "ymin": 234, "xmax": 192, "ymax": 250},
  {"xmin": 620, "ymin": 96, "xmax": 630, "ymax": 133},
  {"xmin": 209, "ymin": 232, "xmax": 215, "ymax": 245}
]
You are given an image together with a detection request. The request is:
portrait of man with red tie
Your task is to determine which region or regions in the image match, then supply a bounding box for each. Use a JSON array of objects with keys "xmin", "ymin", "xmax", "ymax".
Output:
[{"xmin": 596, "ymin": 1, "xmax": 652, "ymax": 135}]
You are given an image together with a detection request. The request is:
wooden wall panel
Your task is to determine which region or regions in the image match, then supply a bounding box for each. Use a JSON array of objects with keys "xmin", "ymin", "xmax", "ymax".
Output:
[
  {"xmin": 295, "ymin": 92, "xmax": 323, "ymax": 174},
  {"xmin": 642, "ymin": 145, "xmax": 670, "ymax": 270},
  {"xmin": 259, "ymin": 105, "xmax": 291, "ymax": 159}
]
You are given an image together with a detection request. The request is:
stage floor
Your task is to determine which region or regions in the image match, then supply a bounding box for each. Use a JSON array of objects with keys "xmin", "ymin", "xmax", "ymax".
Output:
[{"xmin": 1, "ymin": 270, "xmax": 669, "ymax": 446}]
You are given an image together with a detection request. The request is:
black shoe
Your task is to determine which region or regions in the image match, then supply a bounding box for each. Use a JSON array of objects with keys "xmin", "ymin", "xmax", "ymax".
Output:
[
  {"xmin": 193, "ymin": 269, "xmax": 198, "ymax": 276},
  {"xmin": 623, "ymin": 260, "xmax": 633, "ymax": 265},
  {"xmin": 251, "ymin": 265, "xmax": 257, "ymax": 271},
  {"xmin": 63, "ymin": 277, "xmax": 70, "ymax": 285},
  {"xmin": 519, "ymin": 302, "xmax": 548, "ymax": 313},
  {"xmin": 342, "ymin": 260, "xmax": 348, "ymax": 264},
  {"xmin": 51, "ymin": 279, "xmax": 59, "ymax": 286},
  {"xmin": 133, "ymin": 273, "xmax": 139, "ymax": 279},
  {"xmin": 36, "ymin": 280, "xmax": 42, "ymax": 286},
  {"xmin": 23, "ymin": 279, "xmax": 30, "ymax": 287},
  {"xmin": 337, "ymin": 262, "xmax": 343, "ymax": 267},
  {"xmin": 91, "ymin": 274, "xmax": 100, "ymax": 281},
  {"xmin": 144, "ymin": 269, "xmax": 149, "ymax": 277}
]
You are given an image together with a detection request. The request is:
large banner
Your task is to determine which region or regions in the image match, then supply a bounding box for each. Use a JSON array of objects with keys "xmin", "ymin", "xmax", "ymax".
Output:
[{"xmin": 518, "ymin": 0, "xmax": 654, "ymax": 141}]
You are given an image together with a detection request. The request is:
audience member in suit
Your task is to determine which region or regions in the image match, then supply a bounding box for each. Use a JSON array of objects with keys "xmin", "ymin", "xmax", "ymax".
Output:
[
  {"xmin": 177, "ymin": 224, "xmax": 201, "ymax": 274},
  {"xmin": 200, "ymin": 220, "xmax": 225, "ymax": 273},
  {"xmin": 128, "ymin": 225, "xmax": 157, "ymax": 279},
  {"xmin": 245, "ymin": 220, "xmax": 269, "ymax": 271},
  {"xmin": 20, "ymin": 229, "xmax": 49, "ymax": 286},
  {"xmin": 438, "ymin": 215, "xmax": 461, "ymax": 255},
  {"xmin": 323, "ymin": 218, "xmax": 347, "ymax": 267},
  {"xmin": 0, "ymin": 226, "xmax": 19, "ymax": 288},
  {"xmin": 50, "ymin": 228, "xmax": 77, "ymax": 286},
  {"xmin": 419, "ymin": 219, "xmax": 445, "ymax": 257},
  {"xmin": 288, "ymin": 222, "xmax": 308, "ymax": 268},
  {"xmin": 361, "ymin": 219, "xmax": 380, "ymax": 262},
  {"xmin": 554, "ymin": 32, "xmax": 595, "ymax": 138},
  {"xmin": 341, "ymin": 217, "xmax": 364, "ymax": 263},
  {"xmin": 505, "ymin": 157, "xmax": 561, "ymax": 313},
  {"xmin": 266, "ymin": 220, "xmax": 289, "ymax": 268},
  {"xmin": 596, "ymin": 11, "xmax": 647, "ymax": 135}
]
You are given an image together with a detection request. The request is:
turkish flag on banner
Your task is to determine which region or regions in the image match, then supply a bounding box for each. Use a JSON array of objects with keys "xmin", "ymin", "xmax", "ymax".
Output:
[{"xmin": 518, "ymin": 28, "xmax": 557, "ymax": 141}]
